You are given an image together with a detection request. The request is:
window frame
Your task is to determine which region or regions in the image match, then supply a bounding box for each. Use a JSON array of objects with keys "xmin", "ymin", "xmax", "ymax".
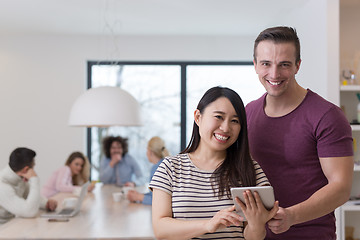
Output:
[{"xmin": 86, "ymin": 60, "xmax": 253, "ymax": 164}]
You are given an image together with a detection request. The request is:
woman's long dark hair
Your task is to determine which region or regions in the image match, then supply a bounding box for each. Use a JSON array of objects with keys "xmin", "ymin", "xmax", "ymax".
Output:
[{"xmin": 181, "ymin": 86, "xmax": 256, "ymax": 198}]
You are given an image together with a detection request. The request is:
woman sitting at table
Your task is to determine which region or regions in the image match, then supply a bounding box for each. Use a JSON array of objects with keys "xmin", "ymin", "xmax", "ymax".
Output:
[
  {"xmin": 127, "ymin": 136, "xmax": 170, "ymax": 205},
  {"xmin": 42, "ymin": 151, "xmax": 94, "ymax": 198},
  {"xmin": 99, "ymin": 136, "xmax": 143, "ymax": 187}
]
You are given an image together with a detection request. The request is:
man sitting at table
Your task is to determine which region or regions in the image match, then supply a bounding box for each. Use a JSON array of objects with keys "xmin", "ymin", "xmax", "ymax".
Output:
[{"xmin": 0, "ymin": 147, "xmax": 57, "ymax": 223}]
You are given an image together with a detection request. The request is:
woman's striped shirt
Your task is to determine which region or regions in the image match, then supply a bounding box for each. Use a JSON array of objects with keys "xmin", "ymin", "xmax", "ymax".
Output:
[{"xmin": 149, "ymin": 153, "xmax": 269, "ymax": 239}]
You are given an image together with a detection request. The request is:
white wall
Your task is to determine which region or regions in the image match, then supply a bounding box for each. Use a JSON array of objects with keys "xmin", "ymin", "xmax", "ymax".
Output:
[
  {"xmin": 269, "ymin": 0, "xmax": 339, "ymax": 104},
  {"xmin": 0, "ymin": 0, "xmax": 338, "ymax": 187},
  {"xmin": 0, "ymin": 34, "xmax": 254, "ymax": 184}
]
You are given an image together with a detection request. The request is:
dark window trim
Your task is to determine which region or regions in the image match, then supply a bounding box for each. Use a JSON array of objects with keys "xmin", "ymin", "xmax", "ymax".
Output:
[{"xmin": 86, "ymin": 61, "xmax": 253, "ymax": 164}]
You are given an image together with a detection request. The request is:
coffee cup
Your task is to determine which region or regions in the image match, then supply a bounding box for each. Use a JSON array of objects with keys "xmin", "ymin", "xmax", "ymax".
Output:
[
  {"xmin": 112, "ymin": 192, "xmax": 123, "ymax": 202},
  {"xmin": 122, "ymin": 186, "xmax": 134, "ymax": 195}
]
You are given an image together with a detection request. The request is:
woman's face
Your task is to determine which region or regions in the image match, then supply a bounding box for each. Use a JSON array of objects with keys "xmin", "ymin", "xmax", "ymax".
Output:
[
  {"xmin": 110, "ymin": 141, "xmax": 123, "ymax": 157},
  {"xmin": 146, "ymin": 148, "xmax": 153, "ymax": 163},
  {"xmin": 146, "ymin": 147, "xmax": 158, "ymax": 164},
  {"xmin": 195, "ymin": 97, "xmax": 241, "ymax": 153},
  {"xmin": 69, "ymin": 157, "xmax": 84, "ymax": 176}
]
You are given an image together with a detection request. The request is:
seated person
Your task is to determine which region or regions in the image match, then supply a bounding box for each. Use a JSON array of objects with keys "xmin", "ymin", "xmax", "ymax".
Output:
[
  {"xmin": 42, "ymin": 151, "xmax": 95, "ymax": 198},
  {"xmin": 0, "ymin": 147, "xmax": 57, "ymax": 223},
  {"xmin": 99, "ymin": 136, "xmax": 142, "ymax": 187},
  {"xmin": 127, "ymin": 136, "xmax": 169, "ymax": 205}
]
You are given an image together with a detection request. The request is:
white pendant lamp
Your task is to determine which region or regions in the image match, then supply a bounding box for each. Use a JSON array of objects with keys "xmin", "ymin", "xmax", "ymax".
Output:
[{"xmin": 68, "ymin": 86, "xmax": 142, "ymax": 127}]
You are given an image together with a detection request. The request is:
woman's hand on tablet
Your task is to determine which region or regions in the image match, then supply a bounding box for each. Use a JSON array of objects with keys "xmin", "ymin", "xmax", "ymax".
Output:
[{"xmin": 236, "ymin": 190, "xmax": 279, "ymax": 226}]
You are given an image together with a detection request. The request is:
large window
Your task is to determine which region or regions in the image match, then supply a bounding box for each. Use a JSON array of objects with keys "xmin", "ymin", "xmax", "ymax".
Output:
[{"xmin": 88, "ymin": 61, "xmax": 264, "ymax": 181}]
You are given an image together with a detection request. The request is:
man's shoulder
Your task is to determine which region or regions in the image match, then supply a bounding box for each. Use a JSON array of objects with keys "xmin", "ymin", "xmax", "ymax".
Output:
[
  {"xmin": 306, "ymin": 89, "xmax": 335, "ymax": 105},
  {"xmin": 0, "ymin": 176, "xmax": 20, "ymax": 196},
  {"xmin": 303, "ymin": 90, "xmax": 342, "ymax": 114},
  {"xmin": 0, "ymin": 166, "xmax": 16, "ymax": 186},
  {"xmin": 124, "ymin": 153, "xmax": 135, "ymax": 161},
  {"xmin": 123, "ymin": 154, "xmax": 140, "ymax": 167},
  {"xmin": 245, "ymin": 94, "xmax": 266, "ymax": 118}
]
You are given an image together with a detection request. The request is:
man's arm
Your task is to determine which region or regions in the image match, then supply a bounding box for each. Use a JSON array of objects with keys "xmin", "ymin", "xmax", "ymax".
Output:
[
  {"xmin": 99, "ymin": 158, "xmax": 116, "ymax": 183},
  {"xmin": 268, "ymin": 156, "xmax": 353, "ymax": 233},
  {"xmin": 0, "ymin": 177, "xmax": 41, "ymax": 218}
]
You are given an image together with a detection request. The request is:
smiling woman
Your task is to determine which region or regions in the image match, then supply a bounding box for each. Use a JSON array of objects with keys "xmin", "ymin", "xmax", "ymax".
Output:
[{"xmin": 149, "ymin": 86, "xmax": 275, "ymax": 240}]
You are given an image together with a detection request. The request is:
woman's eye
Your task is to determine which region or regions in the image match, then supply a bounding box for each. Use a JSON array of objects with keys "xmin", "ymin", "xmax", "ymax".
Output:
[
  {"xmin": 215, "ymin": 115, "xmax": 222, "ymax": 119},
  {"xmin": 232, "ymin": 119, "xmax": 239, "ymax": 123}
]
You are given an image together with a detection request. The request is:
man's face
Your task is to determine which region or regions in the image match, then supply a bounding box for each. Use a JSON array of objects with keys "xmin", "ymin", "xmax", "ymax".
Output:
[
  {"xmin": 254, "ymin": 40, "xmax": 301, "ymax": 98},
  {"xmin": 110, "ymin": 141, "xmax": 123, "ymax": 157},
  {"xmin": 17, "ymin": 160, "xmax": 35, "ymax": 181}
]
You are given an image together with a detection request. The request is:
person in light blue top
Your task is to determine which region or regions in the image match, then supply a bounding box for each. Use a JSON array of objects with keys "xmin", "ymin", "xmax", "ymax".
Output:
[
  {"xmin": 127, "ymin": 136, "xmax": 169, "ymax": 205},
  {"xmin": 99, "ymin": 136, "xmax": 142, "ymax": 187}
]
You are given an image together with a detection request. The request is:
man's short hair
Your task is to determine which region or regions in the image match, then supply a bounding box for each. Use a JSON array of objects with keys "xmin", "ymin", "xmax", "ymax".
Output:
[
  {"xmin": 9, "ymin": 147, "xmax": 36, "ymax": 172},
  {"xmin": 253, "ymin": 26, "xmax": 301, "ymax": 64}
]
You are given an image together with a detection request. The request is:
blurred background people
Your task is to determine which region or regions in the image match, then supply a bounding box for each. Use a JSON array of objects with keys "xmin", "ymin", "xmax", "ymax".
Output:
[
  {"xmin": 42, "ymin": 151, "xmax": 94, "ymax": 198},
  {"xmin": 127, "ymin": 136, "xmax": 170, "ymax": 205},
  {"xmin": 99, "ymin": 136, "xmax": 142, "ymax": 187},
  {"xmin": 0, "ymin": 147, "xmax": 57, "ymax": 223}
]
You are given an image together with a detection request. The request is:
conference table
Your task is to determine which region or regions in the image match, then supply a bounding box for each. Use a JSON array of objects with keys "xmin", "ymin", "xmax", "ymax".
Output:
[{"xmin": 0, "ymin": 183, "xmax": 155, "ymax": 239}]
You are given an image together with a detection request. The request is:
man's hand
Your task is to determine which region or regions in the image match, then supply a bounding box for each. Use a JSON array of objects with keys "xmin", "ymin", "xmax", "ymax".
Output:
[
  {"xmin": 267, "ymin": 207, "xmax": 294, "ymax": 234},
  {"xmin": 109, "ymin": 153, "xmax": 122, "ymax": 167},
  {"xmin": 19, "ymin": 168, "xmax": 37, "ymax": 181},
  {"xmin": 127, "ymin": 190, "xmax": 144, "ymax": 202},
  {"xmin": 46, "ymin": 199, "xmax": 58, "ymax": 211}
]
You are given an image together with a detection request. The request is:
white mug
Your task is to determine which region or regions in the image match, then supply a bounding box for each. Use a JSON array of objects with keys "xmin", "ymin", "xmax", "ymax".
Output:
[
  {"xmin": 122, "ymin": 186, "xmax": 134, "ymax": 195},
  {"xmin": 112, "ymin": 192, "xmax": 123, "ymax": 202}
]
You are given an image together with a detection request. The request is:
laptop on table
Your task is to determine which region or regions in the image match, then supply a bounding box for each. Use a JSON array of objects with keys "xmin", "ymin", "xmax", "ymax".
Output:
[{"xmin": 41, "ymin": 181, "xmax": 90, "ymax": 218}]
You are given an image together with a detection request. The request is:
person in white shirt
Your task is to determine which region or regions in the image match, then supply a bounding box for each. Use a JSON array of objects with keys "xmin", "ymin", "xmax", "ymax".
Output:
[{"xmin": 0, "ymin": 147, "xmax": 57, "ymax": 223}]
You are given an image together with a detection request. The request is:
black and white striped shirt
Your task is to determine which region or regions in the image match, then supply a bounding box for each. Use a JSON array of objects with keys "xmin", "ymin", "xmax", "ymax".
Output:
[{"xmin": 149, "ymin": 153, "xmax": 269, "ymax": 239}]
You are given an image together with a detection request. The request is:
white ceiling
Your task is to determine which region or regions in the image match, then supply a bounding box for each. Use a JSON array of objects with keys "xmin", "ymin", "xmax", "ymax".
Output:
[
  {"xmin": 0, "ymin": 0, "xmax": 307, "ymax": 36},
  {"xmin": 0, "ymin": 0, "xmax": 356, "ymax": 36}
]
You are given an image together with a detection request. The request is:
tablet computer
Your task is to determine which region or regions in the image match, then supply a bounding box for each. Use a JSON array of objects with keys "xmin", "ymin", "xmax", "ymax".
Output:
[{"xmin": 230, "ymin": 186, "xmax": 275, "ymax": 215}]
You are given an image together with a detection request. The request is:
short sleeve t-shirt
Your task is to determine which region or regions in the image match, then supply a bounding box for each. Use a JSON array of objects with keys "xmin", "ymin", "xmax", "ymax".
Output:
[
  {"xmin": 246, "ymin": 89, "xmax": 353, "ymax": 240},
  {"xmin": 149, "ymin": 153, "xmax": 269, "ymax": 239}
]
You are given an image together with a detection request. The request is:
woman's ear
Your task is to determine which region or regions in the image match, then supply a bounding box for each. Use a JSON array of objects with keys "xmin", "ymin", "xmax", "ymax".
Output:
[{"xmin": 194, "ymin": 109, "xmax": 201, "ymax": 126}]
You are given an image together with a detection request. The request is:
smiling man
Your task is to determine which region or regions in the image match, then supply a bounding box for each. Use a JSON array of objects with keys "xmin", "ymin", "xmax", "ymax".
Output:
[{"xmin": 245, "ymin": 26, "xmax": 354, "ymax": 239}]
